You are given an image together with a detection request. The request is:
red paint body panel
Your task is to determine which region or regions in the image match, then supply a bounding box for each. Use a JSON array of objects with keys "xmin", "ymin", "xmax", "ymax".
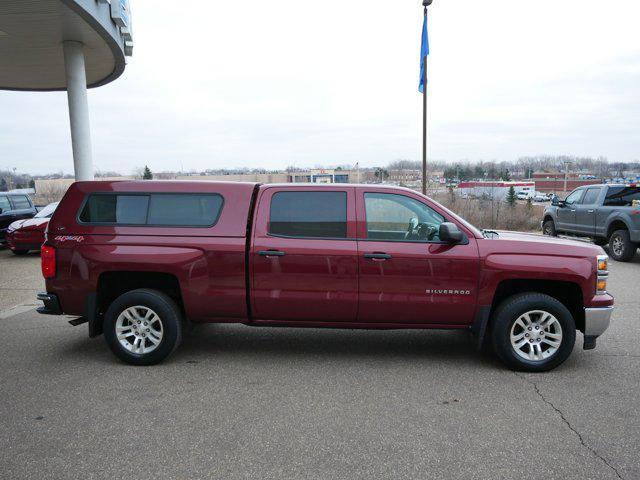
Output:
[
  {"xmin": 250, "ymin": 186, "xmax": 358, "ymax": 322},
  {"xmin": 6, "ymin": 218, "xmax": 49, "ymax": 251},
  {"xmin": 43, "ymin": 181, "xmax": 613, "ymax": 330}
]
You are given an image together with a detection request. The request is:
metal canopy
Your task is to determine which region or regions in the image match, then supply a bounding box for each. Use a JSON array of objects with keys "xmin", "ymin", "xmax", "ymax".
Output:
[{"xmin": 0, "ymin": 0, "xmax": 127, "ymax": 91}]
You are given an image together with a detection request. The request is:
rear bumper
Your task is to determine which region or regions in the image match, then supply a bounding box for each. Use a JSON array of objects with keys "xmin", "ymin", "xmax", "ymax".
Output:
[
  {"xmin": 584, "ymin": 306, "xmax": 613, "ymax": 337},
  {"xmin": 37, "ymin": 292, "xmax": 62, "ymax": 315}
]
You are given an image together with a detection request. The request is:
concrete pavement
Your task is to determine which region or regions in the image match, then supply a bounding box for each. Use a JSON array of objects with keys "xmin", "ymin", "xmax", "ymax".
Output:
[{"xmin": 0, "ymin": 248, "xmax": 638, "ymax": 479}]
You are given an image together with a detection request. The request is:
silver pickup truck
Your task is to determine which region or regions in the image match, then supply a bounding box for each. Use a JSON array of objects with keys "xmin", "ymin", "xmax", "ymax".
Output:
[{"xmin": 542, "ymin": 184, "xmax": 640, "ymax": 261}]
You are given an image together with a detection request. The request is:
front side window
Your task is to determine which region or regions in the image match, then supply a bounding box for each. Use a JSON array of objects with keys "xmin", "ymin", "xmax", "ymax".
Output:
[
  {"xmin": 364, "ymin": 193, "xmax": 445, "ymax": 242},
  {"xmin": 0, "ymin": 196, "xmax": 10, "ymax": 213},
  {"xmin": 564, "ymin": 189, "xmax": 584, "ymax": 205},
  {"xmin": 581, "ymin": 188, "xmax": 601, "ymax": 205},
  {"xmin": 78, "ymin": 193, "xmax": 223, "ymax": 226},
  {"xmin": 269, "ymin": 191, "xmax": 347, "ymax": 238},
  {"xmin": 10, "ymin": 195, "xmax": 31, "ymax": 210}
]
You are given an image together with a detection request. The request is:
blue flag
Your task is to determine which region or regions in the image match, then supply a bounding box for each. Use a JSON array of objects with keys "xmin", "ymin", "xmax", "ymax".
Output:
[{"xmin": 419, "ymin": 14, "xmax": 429, "ymax": 93}]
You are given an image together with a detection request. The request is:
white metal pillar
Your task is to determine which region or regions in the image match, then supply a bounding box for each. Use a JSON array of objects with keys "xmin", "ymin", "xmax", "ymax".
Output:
[{"xmin": 63, "ymin": 41, "xmax": 94, "ymax": 181}]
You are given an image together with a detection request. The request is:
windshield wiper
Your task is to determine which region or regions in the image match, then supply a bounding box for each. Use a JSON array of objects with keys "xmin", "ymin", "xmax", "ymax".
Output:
[{"xmin": 482, "ymin": 229, "xmax": 499, "ymax": 238}]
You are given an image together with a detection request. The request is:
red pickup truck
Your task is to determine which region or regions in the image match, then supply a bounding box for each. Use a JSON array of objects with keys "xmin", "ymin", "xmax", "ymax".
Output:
[{"xmin": 37, "ymin": 181, "xmax": 614, "ymax": 371}]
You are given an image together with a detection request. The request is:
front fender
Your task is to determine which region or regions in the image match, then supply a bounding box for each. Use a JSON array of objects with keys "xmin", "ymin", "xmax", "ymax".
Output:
[{"xmin": 478, "ymin": 253, "xmax": 594, "ymax": 306}]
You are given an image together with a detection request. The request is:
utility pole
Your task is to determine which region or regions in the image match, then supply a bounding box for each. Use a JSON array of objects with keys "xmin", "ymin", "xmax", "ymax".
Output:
[
  {"xmin": 563, "ymin": 160, "xmax": 571, "ymax": 194},
  {"xmin": 420, "ymin": 0, "xmax": 433, "ymax": 195}
]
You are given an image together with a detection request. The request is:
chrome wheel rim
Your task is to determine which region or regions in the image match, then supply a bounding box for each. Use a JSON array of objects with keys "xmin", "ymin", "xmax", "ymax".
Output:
[
  {"xmin": 115, "ymin": 306, "xmax": 163, "ymax": 355},
  {"xmin": 543, "ymin": 224, "xmax": 552, "ymax": 235},
  {"xmin": 510, "ymin": 310, "xmax": 563, "ymax": 362},
  {"xmin": 612, "ymin": 236, "xmax": 624, "ymax": 257}
]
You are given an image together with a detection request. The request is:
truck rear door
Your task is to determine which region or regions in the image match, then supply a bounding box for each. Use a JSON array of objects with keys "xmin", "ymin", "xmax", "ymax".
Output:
[
  {"xmin": 250, "ymin": 186, "xmax": 358, "ymax": 323},
  {"xmin": 573, "ymin": 186, "xmax": 601, "ymax": 236}
]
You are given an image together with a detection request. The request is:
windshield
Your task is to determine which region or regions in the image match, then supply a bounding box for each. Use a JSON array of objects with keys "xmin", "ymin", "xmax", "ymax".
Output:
[{"xmin": 35, "ymin": 202, "xmax": 59, "ymax": 218}]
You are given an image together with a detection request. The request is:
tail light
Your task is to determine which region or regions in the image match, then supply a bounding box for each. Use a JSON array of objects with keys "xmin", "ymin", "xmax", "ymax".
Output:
[{"xmin": 41, "ymin": 245, "xmax": 56, "ymax": 279}]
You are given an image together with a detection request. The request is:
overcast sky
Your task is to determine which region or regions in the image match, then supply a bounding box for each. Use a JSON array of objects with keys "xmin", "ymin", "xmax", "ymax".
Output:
[{"xmin": 2, "ymin": 0, "xmax": 640, "ymax": 175}]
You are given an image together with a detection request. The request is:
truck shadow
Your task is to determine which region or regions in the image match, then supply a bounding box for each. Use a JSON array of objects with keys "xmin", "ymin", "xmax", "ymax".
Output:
[
  {"xmin": 171, "ymin": 323, "xmax": 501, "ymax": 368},
  {"xmin": 61, "ymin": 323, "xmax": 501, "ymax": 369}
]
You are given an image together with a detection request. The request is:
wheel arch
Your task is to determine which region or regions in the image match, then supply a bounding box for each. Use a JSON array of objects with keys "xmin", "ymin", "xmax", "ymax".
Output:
[
  {"xmin": 90, "ymin": 271, "xmax": 185, "ymax": 337},
  {"xmin": 606, "ymin": 218, "xmax": 631, "ymax": 238},
  {"xmin": 489, "ymin": 279, "xmax": 585, "ymax": 332}
]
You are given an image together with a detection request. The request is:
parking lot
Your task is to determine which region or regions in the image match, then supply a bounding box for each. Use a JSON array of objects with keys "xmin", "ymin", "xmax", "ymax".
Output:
[{"xmin": 0, "ymin": 247, "xmax": 638, "ymax": 480}]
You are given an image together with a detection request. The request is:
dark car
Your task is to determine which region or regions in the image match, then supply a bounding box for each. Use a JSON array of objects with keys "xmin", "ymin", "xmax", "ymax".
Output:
[
  {"xmin": 37, "ymin": 181, "xmax": 613, "ymax": 371},
  {"xmin": 0, "ymin": 193, "xmax": 37, "ymax": 246},
  {"xmin": 6, "ymin": 202, "xmax": 59, "ymax": 255}
]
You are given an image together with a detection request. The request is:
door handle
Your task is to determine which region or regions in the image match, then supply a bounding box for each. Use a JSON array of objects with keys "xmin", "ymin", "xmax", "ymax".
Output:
[
  {"xmin": 570, "ymin": 209, "xmax": 576, "ymax": 212},
  {"xmin": 258, "ymin": 250, "xmax": 285, "ymax": 257},
  {"xmin": 364, "ymin": 253, "xmax": 392, "ymax": 260},
  {"xmin": 587, "ymin": 209, "xmax": 594, "ymax": 213}
]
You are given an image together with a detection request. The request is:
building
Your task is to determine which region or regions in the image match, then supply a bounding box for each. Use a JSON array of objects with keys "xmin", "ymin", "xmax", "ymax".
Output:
[
  {"xmin": 287, "ymin": 169, "xmax": 357, "ymax": 183},
  {"xmin": 0, "ymin": 0, "xmax": 133, "ymax": 180},
  {"xmin": 532, "ymin": 172, "xmax": 601, "ymax": 193},
  {"xmin": 458, "ymin": 181, "xmax": 536, "ymax": 200}
]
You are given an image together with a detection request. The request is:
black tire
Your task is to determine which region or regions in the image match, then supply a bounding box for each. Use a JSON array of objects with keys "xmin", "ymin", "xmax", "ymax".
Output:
[
  {"xmin": 608, "ymin": 229, "xmax": 637, "ymax": 262},
  {"xmin": 542, "ymin": 219, "xmax": 557, "ymax": 237},
  {"xmin": 11, "ymin": 249, "xmax": 29, "ymax": 255},
  {"xmin": 491, "ymin": 293, "xmax": 576, "ymax": 372},
  {"xmin": 103, "ymin": 289, "xmax": 183, "ymax": 365}
]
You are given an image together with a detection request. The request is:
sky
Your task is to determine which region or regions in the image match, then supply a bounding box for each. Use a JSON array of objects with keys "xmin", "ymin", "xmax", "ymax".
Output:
[{"xmin": 1, "ymin": 0, "xmax": 640, "ymax": 175}]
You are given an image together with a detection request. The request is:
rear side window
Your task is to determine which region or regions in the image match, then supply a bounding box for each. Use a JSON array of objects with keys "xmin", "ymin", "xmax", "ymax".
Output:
[
  {"xmin": 10, "ymin": 195, "xmax": 31, "ymax": 210},
  {"xmin": 604, "ymin": 187, "xmax": 640, "ymax": 207},
  {"xmin": 269, "ymin": 191, "xmax": 347, "ymax": 238},
  {"xmin": 147, "ymin": 194, "xmax": 223, "ymax": 226},
  {"xmin": 581, "ymin": 188, "xmax": 601, "ymax": 205},
  {"xmin": 0, "ymin": 196, "xmax": 10, "ymax": 212},
  {"xmin": 78, "ymin": 193, "xmax": 223, "ymax": 227}
]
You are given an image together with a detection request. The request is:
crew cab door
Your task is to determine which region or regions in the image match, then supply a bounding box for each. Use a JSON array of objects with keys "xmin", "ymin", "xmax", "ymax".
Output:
[
  {"xmin": 556, "ymin": 188, "xmax": 584, "ymax": 232},
  {"xmin": 573, "ymin": 187, "xmax": 601, "ymax": 236},
  {"xmin": 250, "ymin": 186, "xmax": 358, "ymax": 322},
  {"xmin": 356, "ymin": 189, "xmax": 480, "ymax": 325}
]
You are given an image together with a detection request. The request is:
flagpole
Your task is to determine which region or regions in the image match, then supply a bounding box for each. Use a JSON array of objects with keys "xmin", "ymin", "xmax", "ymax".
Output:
[{"xmin": 421, "ymin": 0, "xmax": 432, "ymax": 195}]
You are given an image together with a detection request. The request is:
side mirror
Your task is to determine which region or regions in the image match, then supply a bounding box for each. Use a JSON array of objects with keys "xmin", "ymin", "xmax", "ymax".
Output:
[
  {"xmin": 439, "ymin": 222, "xmax": 463, "ymax": 244},
  {"xmin": 551, "ymin": 196, "xmax": 563, "ymax": 207}
]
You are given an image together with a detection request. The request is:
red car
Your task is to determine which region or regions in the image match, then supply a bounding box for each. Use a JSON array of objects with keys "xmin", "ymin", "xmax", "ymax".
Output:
[
  {"xmin": 37, "ymin": 182, "xmax": 613, "ymax": 371},
  {"xmin": 6, "ymin": 202, "xmax": 58, "ymax": 255}
]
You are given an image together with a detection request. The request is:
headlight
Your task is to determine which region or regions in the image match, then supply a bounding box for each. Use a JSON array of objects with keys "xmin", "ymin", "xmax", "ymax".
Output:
[{"xmin": 596, "ymin": 254, "xmax": 609, "ymax": 294}]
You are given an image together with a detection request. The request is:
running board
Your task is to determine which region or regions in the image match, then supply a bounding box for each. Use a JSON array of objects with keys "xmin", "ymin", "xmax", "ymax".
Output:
[{"xmin": 68, "ymin": 317, "xmax": 88, "ymax": 327}]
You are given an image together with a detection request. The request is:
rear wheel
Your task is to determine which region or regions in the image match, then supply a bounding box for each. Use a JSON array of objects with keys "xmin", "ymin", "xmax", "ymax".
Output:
[
  {"xmin": 491, "ymin": 293, "xmax": 576, "ymax": 372},
  {"xmin": 11, "ymin": 249, "xmax": 29, "ymax": 255},
  {"xmin": 542, "ymin": 220, "xmax": 557, "ymax": 237},
  {"xmin": 104, "ymin": 289, "xmax": 183, "ymax": 365},
  {"xmin": 609, "ymin": 229, "xmax": 637, "ymax": 262}
]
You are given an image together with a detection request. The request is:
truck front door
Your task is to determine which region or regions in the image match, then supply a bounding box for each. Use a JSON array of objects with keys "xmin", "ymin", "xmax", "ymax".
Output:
[
  {"xmin": 356, "ymin": 189, "xmax": 480, "ymax": 325},
  {"xmin": 556, "ymin": 188, "xmax": 584, "ymax": 232},
  {"xmin": 250, "ymin": 186, "xmax": 358, "ymax": 323}
]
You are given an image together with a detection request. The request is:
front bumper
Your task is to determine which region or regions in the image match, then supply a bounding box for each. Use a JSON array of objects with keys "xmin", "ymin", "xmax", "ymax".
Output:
[{"xmin": 584, "ymin": 306, "xmax": 613, "ymax": 337}]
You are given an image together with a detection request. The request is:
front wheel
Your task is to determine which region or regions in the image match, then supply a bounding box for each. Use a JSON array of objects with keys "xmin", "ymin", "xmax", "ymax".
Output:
[
  {"xmin": 609, "ymin": 229, "xmax": 637, "ymax": 262},
  {"xmin": 103, "ymin": 289, "xmax": 183, "ymax": 365},
  {"xmin": 491, "ymin": 293, "xmax": 576, "ymax": 372},
  {"xmin": 542, "ymin": 220, "xmax": 557, "ymax": 237}
]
